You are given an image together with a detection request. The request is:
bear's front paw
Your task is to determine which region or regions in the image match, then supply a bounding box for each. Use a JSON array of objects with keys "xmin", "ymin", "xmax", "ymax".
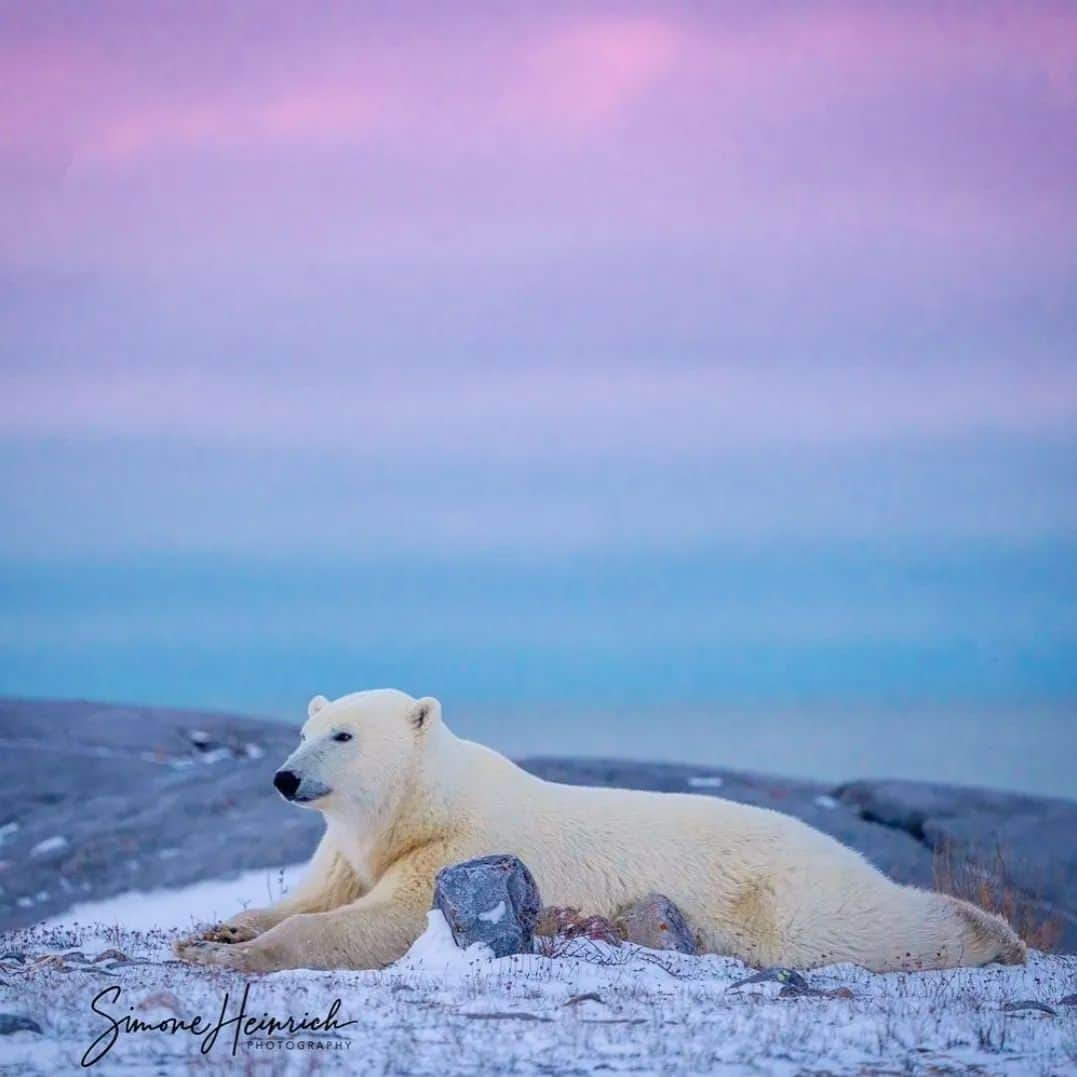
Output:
[
  {"xmin": 200, "ymin": 921, "xmax": 260, "ymax": 944},
  {"xmin": 175, "ymin": 938, "xmax": 250, "ymax": 970},
  {"xmin": 174, "ymin": 937, "xmax": 282, "ymax": 973}
]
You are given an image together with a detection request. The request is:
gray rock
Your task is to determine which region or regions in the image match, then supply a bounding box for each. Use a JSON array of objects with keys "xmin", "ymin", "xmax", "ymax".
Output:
[
  {"xmin": 729, "ymin": 967, "xmax": 811, "ymax": 992},
  {"xmin": 0, "ymin": 1013, "xmax": 43, "ymax": 1035},
  {"xmin": 616, "ymin": 893, "xmax": 697, "ymax": 954},
  {"xmin": 1002, "ymin": 1000, "xmax": 1057, "ymax": 1016},
  {"xmin": 433, "ymin": 855, "xmax": 541, "ymax": 957}
]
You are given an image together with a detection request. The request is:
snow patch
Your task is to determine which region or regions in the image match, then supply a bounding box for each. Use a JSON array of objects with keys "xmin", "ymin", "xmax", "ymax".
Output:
[
  {"xmin": 30, "ymin": 835, "xmax": 69, "ymax": 858},
  {"xmin": 198, "ymin": 747, "xmax": 233, "ymax": 765},
  {"xmin": 395, "ymin": 910, "xmax": 495, "ymax": 974},
  {"xmin": 42, "ymin": 863, "xmax": 305, "ymax": 932},
  {"xmin": 688, "ymin": 775, "xmax": 724, "ymax": 788},
  {"xmin": 815, "ymin": 794, "xmax": 839, "ymax": 809},
  {"xmin": 477, "ymin": 900, "xmax": 506, "ymax": 924}
]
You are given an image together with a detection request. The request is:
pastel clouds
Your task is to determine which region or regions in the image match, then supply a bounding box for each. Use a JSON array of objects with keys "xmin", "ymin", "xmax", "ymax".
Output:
[
  {"xmin": 84, "ymin": 8, "xmax": 683, "ymax": 167},
  {"xmin": 3, "ymin": 358, "xmax": 1074, "ymax": 456},
  {"xmin": 0, "ymin": 2, "xmax": 1074, "ymax": 479},
  {"xmin": 505, "ymin": 15, "xmax": 682, "ymax": 137},
  {"xmin": 4, "ymin": 5, "xmax": 1074, "ymax": 197},
  {"xmin": 3, "ymin": 11, "xmax": 686, "ymax": 164}
]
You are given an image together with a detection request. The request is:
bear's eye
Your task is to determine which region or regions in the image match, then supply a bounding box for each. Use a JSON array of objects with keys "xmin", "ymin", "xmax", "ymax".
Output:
[{"xmin": 332, "ymin": 731, "xmax": 353, "ymax": 743}]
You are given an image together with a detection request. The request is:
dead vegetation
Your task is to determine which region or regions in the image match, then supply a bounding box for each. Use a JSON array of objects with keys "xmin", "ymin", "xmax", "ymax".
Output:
[
  {"xmin": 933, "ymin": 840, "xmax": 1064, "ymax": 952},
  {"xmin": 533, "ymin": 905, "xmax": 623, "ymax": 950}
]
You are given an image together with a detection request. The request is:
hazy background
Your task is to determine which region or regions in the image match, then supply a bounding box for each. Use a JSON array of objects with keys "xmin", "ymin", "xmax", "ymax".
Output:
[{"xmin": 2, "ymin": 2, "xmax": 1075, "ymax": 795}]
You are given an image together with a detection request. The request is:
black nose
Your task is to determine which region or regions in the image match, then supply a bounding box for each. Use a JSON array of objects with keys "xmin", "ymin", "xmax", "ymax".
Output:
[{"xmin": 273, "ymin": 770, "xmax": 300, "ymax": 800}]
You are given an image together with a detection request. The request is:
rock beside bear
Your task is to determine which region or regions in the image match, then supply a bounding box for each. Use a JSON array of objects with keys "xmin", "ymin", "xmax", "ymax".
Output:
[
  {"xmin": 616, "ymin": 893, "xmax": 698, "ymax": 954},
  {"xmin": 533, "ymin": 894, "xmax": 697, "ymax": 953},
  {"xmin": 433, "ymin": 854, "xmax": 541, "ymax": 957}
]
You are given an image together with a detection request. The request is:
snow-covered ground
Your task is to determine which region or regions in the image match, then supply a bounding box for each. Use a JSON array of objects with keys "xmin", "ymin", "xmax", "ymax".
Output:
[
  {"xmin": 1, "ymin": 868, "xmax": 1075, "ymax": 1075},
  {"xmin": 38, "ymin": 863, "xmax": 307, "ymax": 935}
]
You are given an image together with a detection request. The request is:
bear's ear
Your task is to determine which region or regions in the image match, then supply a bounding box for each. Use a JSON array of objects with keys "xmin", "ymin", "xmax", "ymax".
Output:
[
  {"xmin": 410, "ymin": 696, "xmax": 441, "ymax": 732},
  {"xmin": 308, "ymin": 694, "xmax": 329, "ymax": 719}
]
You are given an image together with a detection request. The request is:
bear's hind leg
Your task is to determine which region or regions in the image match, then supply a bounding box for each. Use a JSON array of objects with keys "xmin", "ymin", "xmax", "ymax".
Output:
[{"xmin": 851, "ymin": 887, "xmax": 1027, "ymax": 972}]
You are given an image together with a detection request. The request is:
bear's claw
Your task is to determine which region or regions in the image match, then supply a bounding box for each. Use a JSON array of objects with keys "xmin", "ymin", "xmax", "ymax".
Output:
[
  {"xmin": 200, "ymin": 922, "xmax": 259, "ymax": 944},
  {"xmin": 175, "ymin": 938, "xmax": 245, "ymax": 968},
  {"xmin": 174, "ymin": 936, "xmax": 279, "ymax": 972}
]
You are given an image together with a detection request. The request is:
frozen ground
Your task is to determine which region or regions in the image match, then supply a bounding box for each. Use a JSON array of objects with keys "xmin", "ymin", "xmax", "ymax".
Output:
[{"xmin": 1, "ymin": 868, "xmax": 1075, "ymax": 1075}]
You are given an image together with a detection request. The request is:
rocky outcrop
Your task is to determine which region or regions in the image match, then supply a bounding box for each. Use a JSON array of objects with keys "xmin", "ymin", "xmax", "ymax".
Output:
[
  {"xmin": 2, "ymin": 698, "xmax": 1074, "ymax": 952},
  {"xmin": 0, "ymin": 697, "xmax": 323, "ymax": 932}
]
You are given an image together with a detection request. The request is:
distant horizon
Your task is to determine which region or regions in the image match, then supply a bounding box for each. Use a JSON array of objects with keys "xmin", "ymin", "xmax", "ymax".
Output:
[{"xmin": 6, "ymin": 687, "xmax": 1075, "ymax": 802}]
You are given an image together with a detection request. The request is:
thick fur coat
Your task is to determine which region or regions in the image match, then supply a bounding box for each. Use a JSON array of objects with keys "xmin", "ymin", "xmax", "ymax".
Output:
[{"xmin": 176, "ymin": 689, "xmax": 1025, "ymax": 973}]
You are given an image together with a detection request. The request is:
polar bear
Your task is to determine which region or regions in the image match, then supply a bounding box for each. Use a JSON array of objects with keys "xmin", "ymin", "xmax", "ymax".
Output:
[{"xmin": 176, "ymin": 689, "xmax": 1025, "ymax": 974}]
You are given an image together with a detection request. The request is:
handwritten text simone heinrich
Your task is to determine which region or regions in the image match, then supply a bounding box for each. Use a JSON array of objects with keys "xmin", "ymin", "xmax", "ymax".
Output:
[{"xmin": 81, "ymin": 984, "xmax": 356, "ymax": 1067}]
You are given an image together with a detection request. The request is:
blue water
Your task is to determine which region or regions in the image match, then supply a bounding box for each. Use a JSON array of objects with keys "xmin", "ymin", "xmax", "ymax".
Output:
[{"xmin": 1, "ymin": 543, "xmax": 1074, "ymax": 796}]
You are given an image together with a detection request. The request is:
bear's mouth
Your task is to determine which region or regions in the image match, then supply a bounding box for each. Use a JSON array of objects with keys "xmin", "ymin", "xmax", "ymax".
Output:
[{"xmin": 293, "ymin": 783, "xmax": 332, "ymax": 804}]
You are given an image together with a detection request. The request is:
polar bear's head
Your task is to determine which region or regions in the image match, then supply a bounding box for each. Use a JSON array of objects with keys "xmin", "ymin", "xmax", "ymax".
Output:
[{"xmin": 272, "ymin": 689, "xmax": 440, "ymax": 816}]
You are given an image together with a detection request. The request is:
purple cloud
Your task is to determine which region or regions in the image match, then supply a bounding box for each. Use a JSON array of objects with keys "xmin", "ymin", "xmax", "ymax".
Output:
[{"xmin": 1, "ymin": 2, "xmax": 1074, "ymax": 555}]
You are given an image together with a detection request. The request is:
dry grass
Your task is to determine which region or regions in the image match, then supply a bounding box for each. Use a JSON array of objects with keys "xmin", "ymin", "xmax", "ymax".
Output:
[
  {"xmin": 533, "ymin": 906, "xmax": 623, "ymax": 956},
  {"xmin": 932, "ymin": 840, "xmax": 1064, "ymax": 952}
]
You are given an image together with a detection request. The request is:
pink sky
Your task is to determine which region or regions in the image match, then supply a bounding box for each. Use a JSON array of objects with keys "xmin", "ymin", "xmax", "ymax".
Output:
[
  {"xmin": 1, "ymin": 2, "xmax": 1075, "ymax": 553},
  {"xmin": 5, "ymin": 3, "xmax": 1075, "ymax": 270}
]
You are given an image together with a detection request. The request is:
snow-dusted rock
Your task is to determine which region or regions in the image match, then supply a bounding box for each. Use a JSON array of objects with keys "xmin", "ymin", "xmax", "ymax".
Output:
[
  {"xmin": 29, "ymin": 836, "xmax": 68, "ymax": 860},
  {"xmin": 616, "ymin": 893, "xmax": 697, "ymax": 954},
  {"xmin": 0, "ymin": 1013, "xmax": 42, "ymax": 1035},
  {"xmin": 433, "ymin": 854, "xmax": 541, "ymax": 957}
]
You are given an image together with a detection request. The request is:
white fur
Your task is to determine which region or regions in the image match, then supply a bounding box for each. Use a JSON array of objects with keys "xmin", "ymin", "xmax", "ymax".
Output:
[{"xmin": 176, "ymin": 689, "xmax": 1025, "ymax": 974}]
